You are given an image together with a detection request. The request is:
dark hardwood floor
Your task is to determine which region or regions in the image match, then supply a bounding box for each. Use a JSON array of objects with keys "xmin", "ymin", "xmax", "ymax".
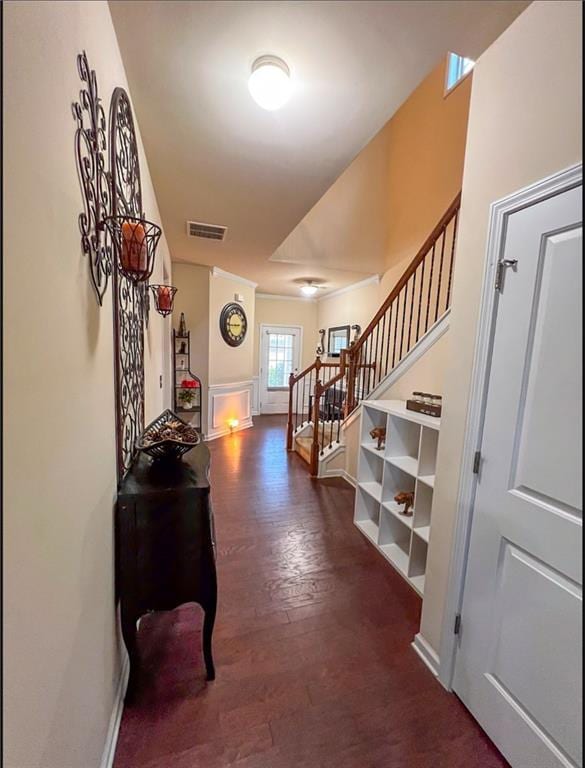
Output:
[{"xmin": 113, "ymin": 415, "xmax": 508, "ymax": 768}]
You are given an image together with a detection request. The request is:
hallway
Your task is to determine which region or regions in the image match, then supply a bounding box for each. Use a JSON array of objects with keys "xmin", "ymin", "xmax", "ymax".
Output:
[{"xmin": 112, "ymin": 416, "xmax": 508, "ymax": 768}]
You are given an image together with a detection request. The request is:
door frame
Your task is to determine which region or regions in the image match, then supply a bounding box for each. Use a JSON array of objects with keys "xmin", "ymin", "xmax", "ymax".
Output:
[
  {"xmin": 258, "ymin": 323, "xmax": 303, "ymax": 414},
  {"xmin": 438, "ymin": 162, "xmax": 582, "ymax": 690}
]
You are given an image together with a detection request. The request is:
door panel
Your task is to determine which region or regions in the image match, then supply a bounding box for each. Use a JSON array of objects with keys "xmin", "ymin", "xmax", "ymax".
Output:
[
  {"xmin": 511, "ymin": 228, "xmax": 582, "ymax": 515},
  {"xmin": 454, "ymin": 183, "xmax": 582, "ymax": 768}
]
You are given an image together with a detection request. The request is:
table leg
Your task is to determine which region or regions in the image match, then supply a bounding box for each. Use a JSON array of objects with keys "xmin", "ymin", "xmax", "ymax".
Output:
[
  {"xmin": 202, "ymin": 603, "xmax": 216, "ymax": 681},
  {"xmin": 121, "ymin": 607, "xmax": 139, "ymax": 703}
]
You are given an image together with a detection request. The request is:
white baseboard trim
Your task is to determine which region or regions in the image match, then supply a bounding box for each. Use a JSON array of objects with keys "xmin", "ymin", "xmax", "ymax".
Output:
[
  {"xmin": 206, "ymin": 416, "xmax": 254, "ymax": 441},
  {"xmin": 251, "ymin": 376, "xmax": 260, "ymax": 416},
  {"xmin": 320, "ymin": 467, "xmax": 357, "ymax": 488},
  {"xmin": 99, "ymin": 653, "xmax": 129, "ymax": 768},
  {"xmin": 412, "ymin": 633, "xmax": 440, "ymax": 678}
]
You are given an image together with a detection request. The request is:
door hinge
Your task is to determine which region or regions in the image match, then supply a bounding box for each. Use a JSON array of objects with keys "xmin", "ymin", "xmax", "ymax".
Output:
[
  {"xmin": 473, "ymin": 450, "xmax": 481, "ymax": 474},
  {"xmin": 454, "ymin": 613, "xmax": 462, "ymax": 635},
  {"xmin": 494, "ymin": 259, "xmax": 518, "ymax": 291}
]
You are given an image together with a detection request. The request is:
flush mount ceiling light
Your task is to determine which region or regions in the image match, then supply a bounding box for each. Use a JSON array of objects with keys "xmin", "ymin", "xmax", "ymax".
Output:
[
  {"xmin": 248, "ymin": 55, "xmax": 291, "ymax": 111},
  {"xmin": 300, "ymin": 281, "xmax": 319, "ymax": 297}
]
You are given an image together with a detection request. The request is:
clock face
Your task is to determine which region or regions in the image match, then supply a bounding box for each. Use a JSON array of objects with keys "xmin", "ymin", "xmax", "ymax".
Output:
[{"xmin": 220, "ymin": 303, "xmax": 248, "ymax": 347}]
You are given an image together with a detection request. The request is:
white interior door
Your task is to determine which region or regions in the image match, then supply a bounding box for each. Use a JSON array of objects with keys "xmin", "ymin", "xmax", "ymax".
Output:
[
  {"xmin": 260, "ymin": 325, "xmax": 301, "ymax": 414},
  {"xmin": 454, "ymin": 183, "xmax": 582, "ymax": 768}
]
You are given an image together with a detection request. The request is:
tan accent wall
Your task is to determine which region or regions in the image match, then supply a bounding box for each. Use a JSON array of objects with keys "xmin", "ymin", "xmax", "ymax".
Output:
[
  {"xmin": 273, "ymin": 128, "xmax": 390, "ymax": 276},
  {"xmin": 254, "ymin": 297, "xmax": 319, "ymax": 373},
  {"xmin": 208, "ymin": 272, "xmax": 256, "ymax": 386},
  {"xmin": 381, "ymin": 57, "xmax": 471, "ymax": 287},
  {"xmin": 171, "ymin": 263, "xmax": 210, "ymax": 433},
  {"xmin": 421, "ymin": 0, "xmax": 583, "ymax": 655},
  {"xmin": 312, "ymin": 55, "xmax": 470, "ymax": 370},
  {"xmin": 3, "ymin": 2, "xmax": 172, "ymax": 766}
]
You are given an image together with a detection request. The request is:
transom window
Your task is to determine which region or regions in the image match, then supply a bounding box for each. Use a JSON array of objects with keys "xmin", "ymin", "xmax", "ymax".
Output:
[
  {"xmin": 446, "ymin": 52, "xmax": 475, "ymax": 93},
  {"xmin": 267, "ymin": 333, "xmax": 294, "ymax": 388}
]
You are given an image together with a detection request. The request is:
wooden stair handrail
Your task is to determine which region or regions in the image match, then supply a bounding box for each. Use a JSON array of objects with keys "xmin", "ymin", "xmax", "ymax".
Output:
[{"xmin": 289, "ymin": 191, "xmax": 462, "ymax": 473}]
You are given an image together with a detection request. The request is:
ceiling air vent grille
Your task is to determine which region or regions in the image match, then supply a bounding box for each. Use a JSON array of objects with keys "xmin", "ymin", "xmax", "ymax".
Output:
[{"xmin": 187, "ymin": 221, "xmax": 227, "ymax": 241}]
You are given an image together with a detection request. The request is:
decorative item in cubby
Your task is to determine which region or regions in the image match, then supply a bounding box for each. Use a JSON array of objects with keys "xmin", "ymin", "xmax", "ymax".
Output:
[
  {"xmin": 178, "ymin": 312, "xmax": 187, "ymax": 336},
  {"xmin": 355, "ymin": 400, "xmax": 441, "ymax": 597},
  {"xmin": 406, "ymin": 392, "xmax": 442, "ymax": 418},
  {"xmin": 136, "ymin": 409, "xmax": 200, "ymax": 460},
  {"xmin": 150, "ymin": 284, "xmax": 177, "ymax": 317},
  {"xmin": 369, "ymin": 425, "xmax": 386, "ymax": 450},
  {"xmin": 394, "ymin": 491, "xmax": 414, "ymax": 517}
]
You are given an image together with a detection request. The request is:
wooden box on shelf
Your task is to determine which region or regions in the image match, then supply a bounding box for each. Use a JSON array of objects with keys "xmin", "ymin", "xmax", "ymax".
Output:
[
  {"xmin": 355, "ymin": 400, "xmax": 440, "ymax": 597},
  {"xmin": 172, "ymin": 329, "xmax": 203, "ymax": 433}
]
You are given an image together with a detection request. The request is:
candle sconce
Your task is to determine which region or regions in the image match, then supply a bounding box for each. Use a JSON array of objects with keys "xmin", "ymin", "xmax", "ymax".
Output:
[
  {"xmin": 150, "ymin": 284, "xmax": 177, "ymax": 317},
  {"xmin": 73, "ymin": 51, "xmax": 164, "ymax": 303},
  {"xmin": 103, "ymin": 215, "xmax": 161, "ymax": 283}
]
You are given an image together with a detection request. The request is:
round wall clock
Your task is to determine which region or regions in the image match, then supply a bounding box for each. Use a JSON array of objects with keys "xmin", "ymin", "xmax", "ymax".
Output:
[{"xmin": 219, "ymin": 302, "xmax": 248, "ymax": 347}]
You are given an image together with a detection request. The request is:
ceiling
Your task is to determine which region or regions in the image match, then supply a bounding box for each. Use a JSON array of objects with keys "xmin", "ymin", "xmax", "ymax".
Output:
[{"xmin": 110, "ymin": 0, "xmax": 528, "ymax": 296}]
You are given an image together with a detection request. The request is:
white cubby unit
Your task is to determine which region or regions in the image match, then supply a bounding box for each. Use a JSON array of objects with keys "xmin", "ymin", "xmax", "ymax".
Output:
[{"xmin": 355, "ymin": 400, "xmax": 441, "ymax": 597}]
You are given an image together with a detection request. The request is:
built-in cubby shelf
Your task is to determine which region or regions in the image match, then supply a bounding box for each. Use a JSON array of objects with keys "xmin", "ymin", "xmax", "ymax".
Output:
[{"xmin": 354, "ymin": 400, "xmax": 441, "ymax": 597}]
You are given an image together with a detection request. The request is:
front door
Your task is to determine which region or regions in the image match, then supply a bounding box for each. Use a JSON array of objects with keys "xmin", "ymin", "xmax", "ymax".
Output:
[
  {"xmin": 260, "ymin": 325, "xmax": 301, "ymax": 414},
  {"xmin": 453, "ymin": 182, "xmax": 582, "ymax": 767}
]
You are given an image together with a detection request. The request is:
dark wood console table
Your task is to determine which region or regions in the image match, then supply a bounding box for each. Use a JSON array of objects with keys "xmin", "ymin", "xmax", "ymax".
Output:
[{"xmin": 116, "ymin": 444, "xmax": 216, "ymax": 702}]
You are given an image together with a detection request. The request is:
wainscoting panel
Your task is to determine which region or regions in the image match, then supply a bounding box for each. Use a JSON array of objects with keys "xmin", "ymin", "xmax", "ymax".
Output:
[{"xmin": 207, "ymin": 380, "xmax": 254, "ymax": 440}]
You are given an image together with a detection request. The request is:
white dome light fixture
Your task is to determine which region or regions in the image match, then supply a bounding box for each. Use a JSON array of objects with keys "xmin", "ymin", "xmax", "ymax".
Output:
[
  {"xmin": 248, "ymin": 55, "xmax": 291, "ymax": 111},
  {"xmin": 300, "ymin": 281, "xmax": 319, "ymax": 297}
]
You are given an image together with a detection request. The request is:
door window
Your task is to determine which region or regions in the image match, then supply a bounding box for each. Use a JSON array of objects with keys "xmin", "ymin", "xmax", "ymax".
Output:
[{"xmin": 267, "ymin": 333, "xmax": 294, "ymax": 388}]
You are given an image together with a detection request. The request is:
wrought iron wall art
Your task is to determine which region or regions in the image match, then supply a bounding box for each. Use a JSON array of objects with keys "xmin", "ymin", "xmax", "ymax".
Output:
[
  {"xmin": 109, "ymin": 86, "xmax": 147, "ymax": 479},
  {"xmin": 73, "ymin": 53, "xmax": 173, "ymax": 479},
  {"xmin": 150, "ymin": 285, "xmax": 178, "ymax": 317},
  {"xmin": 72, "ymin": 51, "xmax": 112, "ymax": 305}
]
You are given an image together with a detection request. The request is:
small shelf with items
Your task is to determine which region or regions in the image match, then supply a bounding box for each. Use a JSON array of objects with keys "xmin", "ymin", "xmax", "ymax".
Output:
[
  {"xmin": 354, "ymin": 399, "xmax": 441, "ymax": 597},
  {"xmin": 172, "ymin": 319, "xmax": 202, "ymax": 433}
]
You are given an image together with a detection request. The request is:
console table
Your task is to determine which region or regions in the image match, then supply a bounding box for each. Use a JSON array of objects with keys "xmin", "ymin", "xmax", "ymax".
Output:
[{"xmin": 116, "ymin": 443, "xmax": 216, "ymax": 702}]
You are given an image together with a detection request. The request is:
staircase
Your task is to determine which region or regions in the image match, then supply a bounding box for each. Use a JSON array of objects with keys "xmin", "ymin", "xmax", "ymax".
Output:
[{"xmin": 287, "ymin": 193, "xmax": 461, "ymax": 476}]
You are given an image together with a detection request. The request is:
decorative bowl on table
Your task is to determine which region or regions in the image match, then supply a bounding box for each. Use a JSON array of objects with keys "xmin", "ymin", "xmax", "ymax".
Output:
[{"xmin": 136, "ymin": 409, "xmax": 200, "ymax": 460}]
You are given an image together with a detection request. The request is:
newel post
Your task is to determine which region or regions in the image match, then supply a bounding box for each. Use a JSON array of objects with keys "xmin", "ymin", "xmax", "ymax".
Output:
[
  {"xmin": 345, "ymin": 348, "xmax": 357, "ymax": 417},
  {"xmin": 310, "ymin": 380, "xmax": 322, "ymax": 477},
  {"xmin": 286, "ymin": 371, "xmax": 295, "ymax": 451}
]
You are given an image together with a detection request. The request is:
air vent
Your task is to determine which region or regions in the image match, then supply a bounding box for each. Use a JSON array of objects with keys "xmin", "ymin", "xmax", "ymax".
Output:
[{"xmin": 187, "ymin": 221, "xmax": 227, "ymax": 241}]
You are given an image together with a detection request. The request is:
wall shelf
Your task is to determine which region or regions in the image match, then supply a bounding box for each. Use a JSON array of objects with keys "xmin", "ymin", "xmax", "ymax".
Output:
[
  {"xmin": 172, "ymin": 329, "xmax": 203, "ymax": 433},
  {"xmin": 355, "ymin": 400, "xmax": 441, "ymax": 597}
]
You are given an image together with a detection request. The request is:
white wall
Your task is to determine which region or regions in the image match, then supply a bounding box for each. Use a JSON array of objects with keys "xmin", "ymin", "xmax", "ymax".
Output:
[
  {"xmin": 421, "ymin": 0, "xmax": 583, "ymax": 656},
  {"xmin": 3, "ymin": 2, "xmax": 171, "ymax": 766}
]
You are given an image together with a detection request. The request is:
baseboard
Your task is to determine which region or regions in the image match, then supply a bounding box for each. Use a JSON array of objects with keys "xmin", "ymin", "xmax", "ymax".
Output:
[
  {"xmin": 320, "ymin": 467, "xmax": 356, "ymax": 488},
  {"xmin": 412, "ymin": 633, "xmax": 440, "ymax": 678},
  {"xmin": 99, "ymin": 653, "xmax": 129, "ymax": 768},
  {"xmin": 206, "ymin": 417, "xmax": 254, "ymax": 441}
]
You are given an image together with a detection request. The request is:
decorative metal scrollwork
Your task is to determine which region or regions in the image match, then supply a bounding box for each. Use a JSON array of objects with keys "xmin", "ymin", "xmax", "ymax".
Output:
[
  {"xmin": 72, "ymin": 51, "xmax": 112, "ymax": 305},
  {"xmin": 110, "ymin": 87, "xmax": 146, "ymax": 479}
]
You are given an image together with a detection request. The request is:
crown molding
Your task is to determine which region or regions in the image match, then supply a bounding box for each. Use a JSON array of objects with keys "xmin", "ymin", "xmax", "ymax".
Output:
[
  {"xmin": 211, "ymin": 266, "xmax": 258, "ymax": 289},
  {"xmin": 318, "ymin": 274, "xmax": 380, "ymax": 302},
  {"xmin": 256, "ymin": 292, "xmax": 317, "ymax": 303}
]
